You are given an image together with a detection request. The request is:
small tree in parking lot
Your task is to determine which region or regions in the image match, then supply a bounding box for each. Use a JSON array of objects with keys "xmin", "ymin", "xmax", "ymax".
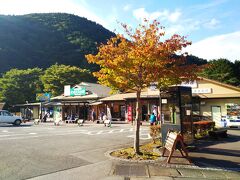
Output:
[{"xmin": 86, "ymin": 20, "xmax": 199, "ymax": 155}]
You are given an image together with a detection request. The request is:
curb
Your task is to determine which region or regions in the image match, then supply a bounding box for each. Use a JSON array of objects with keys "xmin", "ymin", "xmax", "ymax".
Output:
[
  {"xmin": 105, "ymin": 149, "xmax": 240, "ymax": 172},
  {"xmin": 104, "ymin": 149, "xmax": 165, "ymax": 164}
]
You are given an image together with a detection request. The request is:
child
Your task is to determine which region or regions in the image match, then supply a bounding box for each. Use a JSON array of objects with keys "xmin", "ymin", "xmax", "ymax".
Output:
[{"xmin": 150, "ymin": 113, "xmax": 156, "ymax": 125}]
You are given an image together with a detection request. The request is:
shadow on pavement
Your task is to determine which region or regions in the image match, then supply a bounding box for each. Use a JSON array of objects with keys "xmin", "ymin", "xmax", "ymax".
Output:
[
  {"xmin": 193, "ymin": 134, "xmax": 240, "ymax": 149},
  {"xmin": 189, "ymin": 131, "xmax": 240, "ymax": 171},
  {"xmin": 0, "ymin": 123, "xmax": 33, "ymax": 128},
  {"xmin": 192, "ymin": 156, "xmax": 240, "ymax": 171}
]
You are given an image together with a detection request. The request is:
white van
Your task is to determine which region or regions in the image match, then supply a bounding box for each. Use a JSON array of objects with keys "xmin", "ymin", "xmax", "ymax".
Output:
[
  {"xmin": 221, "ymin": 116, "xmax": 240, "ymax": 128},
  {"xmin": 0, "ymin": 110, "xmax": 22, "ymax": 125}
]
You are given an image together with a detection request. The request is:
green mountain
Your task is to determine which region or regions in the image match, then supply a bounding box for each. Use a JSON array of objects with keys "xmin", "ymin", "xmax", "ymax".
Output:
[{"xmin": 0, "ymin": 13, "xmax": 115, "ymax": 73}]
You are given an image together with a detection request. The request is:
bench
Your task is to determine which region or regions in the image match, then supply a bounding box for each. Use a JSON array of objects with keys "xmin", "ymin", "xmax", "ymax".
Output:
[{"xmin": 209, "ymin": 129, "xmax": 227, "ymax": 138}]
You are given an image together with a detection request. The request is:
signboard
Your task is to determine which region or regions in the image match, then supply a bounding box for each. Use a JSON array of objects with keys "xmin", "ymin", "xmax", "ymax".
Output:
[
  {"xmin": 64, "ymin": 85, "xmax": 71, "ymax": 96},
  {"xmin": 36, "ymin": 93, "xmax": 51, "ymax": 102},
  {"xmin": 181, "ymin": 81, "xmax": 198, "ymax": 88},
  {"xmin": 162, "ymin": 131, "xmax": 190, "ymax": 163},
  {"xmin": 64, "ymin": 85, "xmax": 86, "ymax": 96},
  {"xmin": 70, "ymin": 87, "xmax": 86, "ymax": 96},
  {"xmin": 192, "ymin": 88, "xmax": 212, "ymax": 94},
  {"xmin": 127, "ymin": 106, "xmax": 132, "ymax": 121},
  {"xmin": 149, "ymin": 83, "xmax": 157, "ymax": 91},
  {"xmin": 161, "ymin": 99, "xmax": 167, "ymax": 104}
]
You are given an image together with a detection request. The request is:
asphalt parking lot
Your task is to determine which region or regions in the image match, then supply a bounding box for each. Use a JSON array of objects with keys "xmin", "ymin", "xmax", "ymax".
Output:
[
  {"xmin": 0, "ymin": 122, "xmax": 149, "ymax": 180},
  {"xmin": 0, "ymin": 122, "xmax": 239, "ymax": 180}
]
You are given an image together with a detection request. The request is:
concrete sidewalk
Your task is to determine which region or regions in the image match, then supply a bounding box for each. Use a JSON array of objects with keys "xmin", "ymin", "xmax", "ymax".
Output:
[
  {"xmin": 29, "ymin": 159, "xmax": 240, "ymax": 180},
  {"xmin": 110, "ymin": 162, "xmax": 240, "ymax": 180}
]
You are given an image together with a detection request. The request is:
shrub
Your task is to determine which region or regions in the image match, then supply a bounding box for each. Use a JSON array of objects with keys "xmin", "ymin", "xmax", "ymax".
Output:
[
  {"xmin": 193, "ymin": 121, "xmax": 215, "ymax": 139},
  {"xmin": 149, "ymin": 125, "xmax": 161, "ymax": 143}
]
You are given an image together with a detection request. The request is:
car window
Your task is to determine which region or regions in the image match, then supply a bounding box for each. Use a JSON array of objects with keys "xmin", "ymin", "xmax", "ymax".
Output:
[{"xmin": 3, "ymin": 111, "xmax": 11, "ymax": 116}]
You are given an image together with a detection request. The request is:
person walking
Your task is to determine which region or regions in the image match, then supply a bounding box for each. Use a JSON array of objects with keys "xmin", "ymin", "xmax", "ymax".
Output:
[
  {"xmin": 150, "ymin": 113, "xmax": 156, "ymax": 125},
  {"xmin": 106, "ymin": 106, "xmax": 112, "ymax": 127}
]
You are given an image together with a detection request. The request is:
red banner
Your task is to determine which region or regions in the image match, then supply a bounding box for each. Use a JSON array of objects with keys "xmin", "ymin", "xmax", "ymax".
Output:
[{"xmin": 127, "ymin": 106, "xmax": 132, "ymax": 121}]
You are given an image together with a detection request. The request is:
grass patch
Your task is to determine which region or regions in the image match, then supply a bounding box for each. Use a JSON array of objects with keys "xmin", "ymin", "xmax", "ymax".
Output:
[{"xmin": 111, "ymin": 140, "xmax": 161, "ymax": 160}]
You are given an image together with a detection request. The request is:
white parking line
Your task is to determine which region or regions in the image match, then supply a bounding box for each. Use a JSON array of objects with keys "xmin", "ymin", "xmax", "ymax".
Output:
[
  {"xmin": 0, "ymin": 127, "xmax": 151, "ymax": 140},
  {"xmin": 127, "ymin": 133, "xmax": 152, "ymax": 140},
  {"xmin": 29, "ymin": 133, "xmax": 37, "ymax": 135},
  {"xmin": 0, "ymin": 134, "xmax": 11, "ymax": 137},
  {"xmin": 96, "ymin": 130, "xmax": 103, "ymax": 134}
]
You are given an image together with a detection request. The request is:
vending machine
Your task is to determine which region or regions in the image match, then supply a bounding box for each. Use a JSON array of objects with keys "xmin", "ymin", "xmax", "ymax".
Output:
[{"xmin": 161, "ymin": 86, "xmax": 193, "ymax": 145}]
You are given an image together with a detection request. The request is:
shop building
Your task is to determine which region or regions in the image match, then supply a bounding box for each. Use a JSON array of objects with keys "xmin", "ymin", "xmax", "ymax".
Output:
[
  {"xmin": 100, "ymin": 90, "xmax": 160, "ymax": 121},
  {"xmin": 190, "ymin": 77, "xmax": 240, "ymax": 127},
  {"xmin": 14, "ymin": 102, "xmax": 41, "ymax": 120},
  {"xmin": 100, "ymin": 77, "xmax": 240, "ymax": 128},
  {"xmin": 51, "ymin": 82, "xmax": 111, "ymax": 121}
]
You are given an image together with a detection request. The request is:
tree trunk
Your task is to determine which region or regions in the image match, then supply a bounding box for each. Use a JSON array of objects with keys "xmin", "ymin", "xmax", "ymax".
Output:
[
  {"xmin": 134, "ymin": 90, "xmax": 141, "ymax": 154},
  {"xmin": 159, "ymin": 88, "xmax": 162, "ymax": 124}
]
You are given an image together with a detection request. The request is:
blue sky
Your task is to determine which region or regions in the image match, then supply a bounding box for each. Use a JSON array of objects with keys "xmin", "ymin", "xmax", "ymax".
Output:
[{"xmin": 0, "ymin": 0, "xmax": 239, "ymax": 61}]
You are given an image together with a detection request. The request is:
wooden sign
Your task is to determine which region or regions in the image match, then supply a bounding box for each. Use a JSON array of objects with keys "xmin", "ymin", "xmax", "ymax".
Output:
[{"xmin": 162, "ymin": 131, "xmax": 191, "ymax": 163}]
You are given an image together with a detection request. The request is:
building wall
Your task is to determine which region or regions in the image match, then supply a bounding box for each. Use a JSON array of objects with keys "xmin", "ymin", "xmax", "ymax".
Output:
[
  {"xmin": 200, "ymin": 98, "xmax": 240, "ymax": 117},
  {"xmin": 33, "ymin": 106, "xmax": 39, "ymax": 119},
  {"xmin": 196, "ymin": 80, "xmax": 239, "ymax": 94}
]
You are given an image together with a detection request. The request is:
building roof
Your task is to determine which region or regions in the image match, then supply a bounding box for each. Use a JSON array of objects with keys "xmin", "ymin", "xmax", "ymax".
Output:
[
  {"xmin": 51, "ymin": 93, "xmax": 99, "ymax": 102},
  {"xmin": 89, "ymin": 101, "xmax": 103, "ymax": 106},
  {"xmin": 198, "ymin": 77, "xmax": 240, "ymax": 92},
  {"xmin": 74, "ymin": 82, "xmax": 111, "ymax": 98},
  {"xmin": 14, "ymin": 102, "xmax": 41, "ymax": 107},
  {"xmin": 194, "ymin": 93, "xmax": 240, "ymax": 99},
  {"xmin": 101, "ymin": 77, "xmax": 240, "ymax": 101},
  {"xmin": 100, "ymin": 90, "xmax": 160, "ymax": 101},
  {"xmin": 52, "ymin": 82, "xmax": 112, "ymax": 102}
]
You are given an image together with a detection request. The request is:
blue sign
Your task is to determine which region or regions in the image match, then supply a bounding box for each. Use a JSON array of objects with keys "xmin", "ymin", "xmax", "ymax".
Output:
[{"xmin": 36, "ymin": 93, "xmax": 51, "ymax": 102}]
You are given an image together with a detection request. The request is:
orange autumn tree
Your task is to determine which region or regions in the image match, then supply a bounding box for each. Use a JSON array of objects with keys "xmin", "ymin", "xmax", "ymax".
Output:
[{"xmin": 86, "ymin": 20, "xmax": 199, "ymax": 154}]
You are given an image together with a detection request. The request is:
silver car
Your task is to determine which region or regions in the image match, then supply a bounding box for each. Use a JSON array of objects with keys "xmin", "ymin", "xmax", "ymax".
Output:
[{"xmin": 0, "ymin": 110, "xmax": 22, "ymax": 125}]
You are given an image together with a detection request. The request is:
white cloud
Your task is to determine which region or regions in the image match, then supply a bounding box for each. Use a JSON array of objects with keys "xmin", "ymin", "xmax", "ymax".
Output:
[
  {"xmin": 168, "ymin": 10, "xmax": 181, "ymax": 23},
  {"xmin": 186, "ymin": 31, "xmax": 240, "ymax": 61},
  {"xmin": 133, "ymin": 8, "xmax": 162, "ymax": 21},
  {"xmin": 123, "ymin": 4, "xmax": 131, "ymax": 11},
  {"xmin": 0, "ymin": 0, "xmax": 108, "ymax": 28},
  {"xmin": 166, "ymin": 19, "xmax": 200, "ymax": 36},
  {"xmin": 133, "ymin": 8, "xmax": 181, "ymax": 23},
  {"xmin": 204, "ymin": 18, "xmax": 220, "ymax": 29},
  {"xmin": 191, "ymin": 0, "xmax": 228, "ymax": 10}
]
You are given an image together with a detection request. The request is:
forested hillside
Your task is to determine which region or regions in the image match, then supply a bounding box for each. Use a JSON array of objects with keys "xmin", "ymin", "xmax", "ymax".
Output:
[
  {"xmin": 0, "ymin": 13, "xmax": 115, "ymax": 73},
  {"xmin": 0, "ymin": 13, "xmax": 239, "ymax": 87}
]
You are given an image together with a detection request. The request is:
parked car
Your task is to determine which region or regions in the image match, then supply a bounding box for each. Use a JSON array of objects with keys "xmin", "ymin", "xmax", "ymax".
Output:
[
  {"xmin": 0, "ymin": 110, "xmax": 22, "ymax": 125},
  {"xmin": 221, "ymin": 116, "xmax": 240, "ymax": 128}
]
